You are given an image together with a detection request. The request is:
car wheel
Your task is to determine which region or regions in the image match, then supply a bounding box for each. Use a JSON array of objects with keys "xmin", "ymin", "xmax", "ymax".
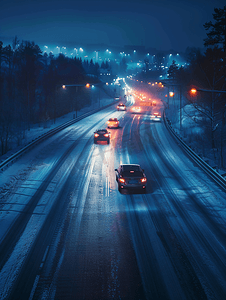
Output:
[
  {"xmin": 107, "ymin": 140, "xmax": 110, "ymax": 144},
  {"xmin": 118, "ymin": 184, "xmax": 121, "ymax": 192}
]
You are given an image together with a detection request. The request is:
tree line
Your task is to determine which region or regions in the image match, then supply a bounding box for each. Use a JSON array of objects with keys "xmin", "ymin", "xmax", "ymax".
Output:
[
  {"xmin": 137, "ymin": 5, "xmax": 226, "ymax": 169},
  {"xmin": 0, "ymin": 38, "xmax": 115, "ymax": 156},
  {"xmin": 167, "ymin": 5, "xmax": 226, "ymax": 169}
]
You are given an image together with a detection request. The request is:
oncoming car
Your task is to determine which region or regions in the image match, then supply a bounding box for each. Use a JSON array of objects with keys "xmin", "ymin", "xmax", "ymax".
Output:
[
  {"xmin": 131, "ymin": 106, "xmax": 141, "ymax": 113},
  {"xmin": 115, "ymin": 164, "xmax": 147, "ymax": 192},
  {"xmin": 94, "ymin": 129, "xmax": 110, "ymax": 144},
  {"xmin": 107, "ymin": 118, "xmax": 119, "ymax": 128},
  {"xmin": 150, "ymin": 112, "xmax": 161, "ymax": 121},
  {"xmin": 117, "ymin": 103, "xmax": 126, "ymax": 111}
]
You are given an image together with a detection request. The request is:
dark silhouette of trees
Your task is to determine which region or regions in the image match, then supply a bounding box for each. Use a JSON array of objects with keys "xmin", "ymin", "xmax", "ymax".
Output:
[
  {"xmin": 204, "ymin": 5, "xmax": 226, "ymax": 52},
  {"xmin": 0, "ymin": 38, "xmax": 104, "ymax": 156},
  {"xmin": 167, "ymin": 60, "xmax": 179, "ymax": 80},
  {"xmin": 16, "ymin": 41, "xmax": 43, "ymax": 129},
  {"xmin": 165, "ymin": 44, "xmax": 226, "ymax": 168},
  {"xmin": 120, "ymin": 57, "xmax": 127, "ymax": 75}
]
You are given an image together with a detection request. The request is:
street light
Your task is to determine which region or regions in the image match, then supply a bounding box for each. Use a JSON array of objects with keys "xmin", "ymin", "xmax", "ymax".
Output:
[
  {"xmin": 190, "ymin": 87, "xmax": 226, "ymax": 94},
  {"xmin": 190, "ymin": 88, "xmax": 197, "ymax": 95}
]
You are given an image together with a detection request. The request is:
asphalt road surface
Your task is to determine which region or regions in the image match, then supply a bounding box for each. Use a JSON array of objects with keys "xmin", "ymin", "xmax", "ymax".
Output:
[{"xmin": 0, "ymin": 96, "xmax": 226, "ymax": 300}]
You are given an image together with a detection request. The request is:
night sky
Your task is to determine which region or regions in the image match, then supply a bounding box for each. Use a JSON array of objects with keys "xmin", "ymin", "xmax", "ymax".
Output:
[{"xmin": 0, "ymin": 0, "xmax": 225, "ymax": 52}]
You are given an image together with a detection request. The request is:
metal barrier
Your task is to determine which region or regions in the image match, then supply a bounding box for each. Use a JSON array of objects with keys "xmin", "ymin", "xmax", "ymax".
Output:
[
  {"xmin": 0, "ymin": 101, "xmax": 118, "ymax": 171},
  {"xmin": 163, "ymin": 111, "xmax": 226, "ymax": 192}
]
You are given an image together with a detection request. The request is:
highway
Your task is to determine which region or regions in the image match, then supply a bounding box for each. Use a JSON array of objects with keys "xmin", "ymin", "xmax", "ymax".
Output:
[{"xmin": 0, "ymin": 94, "xmax": 226, "ymax": 300}]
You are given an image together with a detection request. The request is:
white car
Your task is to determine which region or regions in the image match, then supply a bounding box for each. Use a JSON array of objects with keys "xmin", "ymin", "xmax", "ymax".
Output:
[
  {"xmin": 151, "ymin": 112, "xmax": 161, "ymax": 121},
  {"xmin": 107, "ymin": 118, "xmax": 119, "ymax": 128},
  {"xmin": 131, "ymin": 106, "xmax": 141, "ymax": 113},
  {"xmin": 117, "ymin": 103, "xmax": 126, "ymax": 111}
]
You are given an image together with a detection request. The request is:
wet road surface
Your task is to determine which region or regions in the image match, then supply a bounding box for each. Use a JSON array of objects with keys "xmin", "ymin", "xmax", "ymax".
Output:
[{"xmin": 0, "ymin": 98, "xmax": 226, "ymax": 299}]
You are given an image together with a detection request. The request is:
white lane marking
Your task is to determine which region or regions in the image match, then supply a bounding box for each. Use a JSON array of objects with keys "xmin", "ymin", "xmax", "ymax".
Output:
[{"xmin": 28, "ymin": 275, "xmax": 40, "ymax": 300}]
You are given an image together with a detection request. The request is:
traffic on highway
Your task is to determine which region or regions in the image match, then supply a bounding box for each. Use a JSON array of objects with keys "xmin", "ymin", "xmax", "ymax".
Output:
[{"xmin": 0, "ymin": 83, "xmax": 226, "ymax": 300}]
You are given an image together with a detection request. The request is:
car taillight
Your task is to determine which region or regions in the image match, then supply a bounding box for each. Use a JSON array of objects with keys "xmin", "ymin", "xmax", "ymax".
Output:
[
  {"xmin": 141, "ymin": 178, "xmax": 147, "ymax": 183},
  {"xmin": 104, "ymin": 133, "xmax": 109, "ymax": 137},
  {"xmin": 94, "ymin": 133, "xmax": 99, "ymax": 137},
  {"xmin": 119, "ymin": 178, "xmax": 125, "ymax": 183}
]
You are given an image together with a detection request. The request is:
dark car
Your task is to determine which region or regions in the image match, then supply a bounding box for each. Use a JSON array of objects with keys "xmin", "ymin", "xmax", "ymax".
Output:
[
  {"xmin": 115, "ymin": 164, "xmax": 147, "ymax": 192},
  {"xmin": 94, "ymin": 129, "xmax": 110, "ymax": 144}
]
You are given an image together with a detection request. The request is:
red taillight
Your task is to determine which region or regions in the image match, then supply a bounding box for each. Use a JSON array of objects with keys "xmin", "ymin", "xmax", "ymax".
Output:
[
  {"xmin": 141, "ymin": 178, "xmax": 147, "ymax": 183},
  {"xmin": 94, "ymin": 133, "xmax": 99, "ymax": 137},
  {"xmin": 104, "ymin": 133, "xmax": 109, "ymax": 137},
  {"xmin": 119, "ymin": 178, "xmax": 125, "ymax": 183}
]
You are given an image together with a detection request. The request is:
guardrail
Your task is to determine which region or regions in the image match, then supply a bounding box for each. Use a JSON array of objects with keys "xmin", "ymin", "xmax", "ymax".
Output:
[
  {"xmin": 0, "ymin": 101, "xmax": 118, "ymax": 172},
  {"xmin": 163, "ymin": 111, "xmax": 226, "ymax": 192}
]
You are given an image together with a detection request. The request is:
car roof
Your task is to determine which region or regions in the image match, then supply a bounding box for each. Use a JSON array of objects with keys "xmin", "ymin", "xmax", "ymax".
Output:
[{"xmin": 120, "ymin": 164, "xmax": 141, "ymax": 168}]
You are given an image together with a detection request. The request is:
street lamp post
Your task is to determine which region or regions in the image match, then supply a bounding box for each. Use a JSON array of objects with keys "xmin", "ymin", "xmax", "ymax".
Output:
[
  {"xmin": 164, "ymin": 81, "xmax": 182, "ymax": 130},
  {"xmin": 62, "ymin": 83, "xmax": 103, "ymax": 117},
  {"xmin": 62, "ymin": 84, "xmax": 86, "ymax": 118}
]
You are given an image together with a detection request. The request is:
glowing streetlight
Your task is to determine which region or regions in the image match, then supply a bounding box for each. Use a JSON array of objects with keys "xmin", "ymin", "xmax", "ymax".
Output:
[{"xmin": 190, "ymin": 88, "xmax": 197, "ymax": 95}]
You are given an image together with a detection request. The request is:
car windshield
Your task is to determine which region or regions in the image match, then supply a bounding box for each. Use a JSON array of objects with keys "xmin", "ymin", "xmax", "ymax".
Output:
[{"xmin": 122, "ymin": 165, "xmax": 140, "ymax": 171}]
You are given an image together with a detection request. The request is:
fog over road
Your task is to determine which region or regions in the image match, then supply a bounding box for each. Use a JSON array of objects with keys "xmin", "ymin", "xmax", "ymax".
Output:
[{"xmin": 0, "ymin": 95, "xmax": 226, "ymax": 300}]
